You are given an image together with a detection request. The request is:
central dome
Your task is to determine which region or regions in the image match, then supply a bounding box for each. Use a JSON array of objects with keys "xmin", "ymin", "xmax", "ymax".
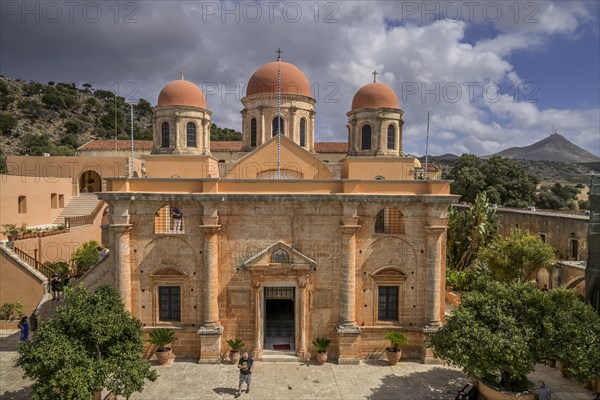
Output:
[
  {"xmin": 158, "ymin": 80, "xmax": 207, "ymax": 108},
  {"xmin": 351, "ymin": 82, "xmax": 399, "ymax": 111},
  {"xmin": 246, "ymin": 62, "xmax": 312, "ymax": 97}
]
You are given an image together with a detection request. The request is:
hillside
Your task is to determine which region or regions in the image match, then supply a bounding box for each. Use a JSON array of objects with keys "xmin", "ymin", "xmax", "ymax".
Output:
[
  {"xmin": 0, "ymin": 77, "xmax": 241, "ymax": 158},
  {"xmin": 485, "ymin": 133, "xmax": 599, "ymax": 163}
]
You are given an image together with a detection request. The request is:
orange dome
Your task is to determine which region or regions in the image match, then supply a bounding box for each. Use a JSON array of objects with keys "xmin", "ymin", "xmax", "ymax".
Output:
[
  {"xmin": 158, "ymin": 79, "xmax": 207, "ymax": 108},
  {"xmin": 247, "ymin": 62, "xmax": 312, "ymax": 97},
  {"xmin": 351, "ymin": 82, "xmax": 399, "ymax": 110}
]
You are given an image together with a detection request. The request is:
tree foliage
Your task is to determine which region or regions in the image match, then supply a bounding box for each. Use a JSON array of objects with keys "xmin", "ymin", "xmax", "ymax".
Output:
[
  {"xmin": 210, "ymin": 123, "xmax": 242, "ymax": 141},
  {"xmin": 535, "ymin": 182, "xmax": 580, "ymax": 210},
  {"xmin": 448, "ymin": 155, "xmax": 539, "ymax": 207},
  {"xmin": 70, "ymin": 240, "xmax": 100, "ymax": 276},
  {"xmin": 0, "ymin": 112, "xmax": 18, "ymax": 133},
  {"xmin": 447, "ymin": 193, "xmax": 499, "ymax": 271},
  {"xmin": 479, "ymin": 228, "xmax": 556, "ymax": 283},
  {"xmin": 430, "ymin": 281, "xmax": 600, "ymax": 392},
  {"xmin": 16, "ymin": 285, "xmax": 157, "ymax": 399}
]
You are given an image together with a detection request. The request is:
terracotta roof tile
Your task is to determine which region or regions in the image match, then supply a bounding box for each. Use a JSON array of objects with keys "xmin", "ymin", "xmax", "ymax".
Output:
[
  {"xmin": 77, "ymin": 140, "xmax": 350, "ymax": 154},
  {"xmin": 77, "ymin": 140, "xmax": 153, "ymax": 151}
]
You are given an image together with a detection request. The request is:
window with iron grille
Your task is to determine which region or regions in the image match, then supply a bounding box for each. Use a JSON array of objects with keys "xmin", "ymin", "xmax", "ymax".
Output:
[
  {"xmin": 387, "ymin": 125, "xmax": 395, "ymax": 150},
  {"xmin": 272, "ymin": 116, "xmax": 284, "ymax": 136},
  {"xmin": 186, "ymin": 122, "xmax": 197, "ymax": 147},
  {"xmin": 161, "ymin": 122, "xmax": 170, "ymax": 147},
  {"xmin": 361, "ymin": 124, "xmax": 371, "ymax": 149},
  {"xmin": 378, "ymin": 286, "xmax": 398, "ymax": 321},
  {"xmin": 375, "ymin": 208, "xmax": 404, "ymax": 234},
  {"xmin": 300, "ymin": 118, "xmax": 306, "ymax": 147},
  {"xmin": 159, "ymin": 286, "xmax": 181, "ymax": 322},
  {"xmin": 250, "ymin": 118, "xmax": 257, "ymax": 147}
]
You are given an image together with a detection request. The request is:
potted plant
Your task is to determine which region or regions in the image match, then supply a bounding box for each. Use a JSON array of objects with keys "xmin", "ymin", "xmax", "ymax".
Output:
[
  {"xmin": 226, "ymin": 339, "xmax": 244, "ymax": 364},
  {"xmin": 312, "ymin": 337, "xmax": 331, "ymax": 365},
  {"xmin": 384, "ymin": 331, "xmax": 408, "ymax": 365},
  {"xmin": 148, "ymin": 328, "xmax": 176, "ymax": 365},
  {"xmin": 2, "ymin": 224, "xmax": 21, "ymax": 242}
]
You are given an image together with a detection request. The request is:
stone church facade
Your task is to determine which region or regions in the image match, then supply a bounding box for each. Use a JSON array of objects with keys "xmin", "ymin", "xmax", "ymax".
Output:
[{"xmin": 87, "ymin": 58, "xmax": 456, "ymax": 363}]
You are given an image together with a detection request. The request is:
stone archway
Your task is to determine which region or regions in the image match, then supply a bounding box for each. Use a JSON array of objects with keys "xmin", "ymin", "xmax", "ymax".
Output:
[{"xmin": 79, "ymin": 170, "xmax": 102, "ymax": 193}]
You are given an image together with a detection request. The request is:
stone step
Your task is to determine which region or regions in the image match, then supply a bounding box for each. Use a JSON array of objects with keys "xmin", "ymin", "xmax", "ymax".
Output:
[{"xmin": 262, "ymin": 349, "xmax": 299, "ymax": 362}]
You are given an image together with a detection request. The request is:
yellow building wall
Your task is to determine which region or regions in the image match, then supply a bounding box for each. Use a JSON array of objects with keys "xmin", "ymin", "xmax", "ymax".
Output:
[
  {"xmin": 341, "ymin": 157, "xmax": 420, "ymax": 180},
  {"xmin": 142, "ymin": 155, "xmax": 219, "ymax": 179},
  {"xmin": 0, "ymin": 174, "xmax": 73, "ymax": 236},
  {"xmin": 0, "ymin": 251, "xmax": 46, "ymax": 315}
]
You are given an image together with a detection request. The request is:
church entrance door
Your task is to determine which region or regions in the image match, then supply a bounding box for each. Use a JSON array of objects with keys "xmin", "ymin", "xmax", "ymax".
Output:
[{"xmin": 264, "ymin": 287, "xmax": 295, "ymax": 351}]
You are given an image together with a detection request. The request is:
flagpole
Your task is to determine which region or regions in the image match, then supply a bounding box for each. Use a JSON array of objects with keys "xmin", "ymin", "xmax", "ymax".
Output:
[
  {"xmin": 424, "ymin": 109, "xmax": 430, "ymax": 180},
  {"xmin": 277, "ymin": 49, "xmax": 282, "ymax": 180}
]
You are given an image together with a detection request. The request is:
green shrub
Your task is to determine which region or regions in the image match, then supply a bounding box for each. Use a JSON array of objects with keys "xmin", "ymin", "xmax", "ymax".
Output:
[
  {"xmin": 148, "ymin": 328, "xmax": 176, "ymax": 352},
  {"xmin": 0, "ymin": 303, "xmax": 15, "ymax": 319},
  {"xmin": 0, "ymin": 113, "xmax": 18, "ymax": 133},
  {"xmin": 14, "ymin": 301, "xmax": 24, "ymax": 317},
  {"xmin": 226, "ymin": 338, "xmax": 244, "ymax": 352},
  {"xmin": 312, "ymin": 337, "xmax": 331, "ymax": 353},
  {"xmin": 70, "ymin": 240, "xmax": 100, "ymax": 276},
  {"xmin": 384, "ymin": 331, "xmax": 408, "ymax": 351}
]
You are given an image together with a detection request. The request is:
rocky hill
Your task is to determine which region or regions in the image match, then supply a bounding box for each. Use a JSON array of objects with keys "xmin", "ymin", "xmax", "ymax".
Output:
[
  {"xmin": 485, "ymin": 133, "xmax": 599, "ymax": 163},
  {"xmin": 0, "ymin": 77, "xmax": 240, "ymax": 159}
]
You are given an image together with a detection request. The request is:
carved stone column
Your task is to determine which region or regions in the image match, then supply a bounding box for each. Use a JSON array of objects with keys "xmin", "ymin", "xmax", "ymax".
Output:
[
  {"xmin": 337, "ymin": 222, "xmax": 361, "ymax": 364},
  {"xmin": 424, "ymin": 226, "xmax": 446, "ymax": 328},
  {"xmin": 290, "ymin": 107, "xmax": 297, "ymax": 143},
  {"xmin": 309, "ymin": 111, "xmax": 316, "ymax": 153},
  {"xmin": 202, "ymin": 119, "xmax": 210, "ymax": 155},
  {"xmin": 259, "ymin": 107, "xmax": 266, "ymax": 145},
  {"xmin": 197, "ymin": 221, "xmax": 223, "ymax": 363},
  {"xmin": 252, "ymin": 281, "xmax": 263, "ymax": 360},
  {"xmin": 112, "ymin": 224, "xmax": 133, "ymax": 312},
  {"xmin": 297, "ymin": 274, "xmax": 309, "ymax": 360},
  {"xmin": 375, "ymin": 115, "xmax": 384, "ymax": 156}
]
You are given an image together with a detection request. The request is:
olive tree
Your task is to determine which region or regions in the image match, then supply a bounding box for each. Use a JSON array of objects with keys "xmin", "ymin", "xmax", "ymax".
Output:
[{"xmin": 16, "ymin": 285, "xmax": 157, "ymax": 399}]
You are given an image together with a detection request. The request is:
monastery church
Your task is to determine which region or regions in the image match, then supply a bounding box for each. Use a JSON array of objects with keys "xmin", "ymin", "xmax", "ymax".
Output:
[{"xmin": 71, "ymin": 55, "xmax": 455, "ymax": 363}]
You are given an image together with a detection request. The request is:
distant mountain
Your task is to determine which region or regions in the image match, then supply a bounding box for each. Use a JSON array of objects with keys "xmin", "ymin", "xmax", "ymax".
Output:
[
  {"xmin": 484, "ymin": 133, "xmax": 599, "ymax": 163},
  {"xmin": 429, "ymin": 153, "xmax": 459, "ymax": 161}
]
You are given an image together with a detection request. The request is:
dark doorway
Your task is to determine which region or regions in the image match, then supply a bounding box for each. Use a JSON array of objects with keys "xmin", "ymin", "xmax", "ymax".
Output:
[{"xmin": 264, "ymin": 287, "xmax": 295, "ymax": 351}]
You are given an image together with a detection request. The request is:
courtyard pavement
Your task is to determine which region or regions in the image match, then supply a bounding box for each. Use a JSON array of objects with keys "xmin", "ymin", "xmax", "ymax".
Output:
[{"xmin": 0, "ymin": 329, "xmax": 596, "ymax": 400}]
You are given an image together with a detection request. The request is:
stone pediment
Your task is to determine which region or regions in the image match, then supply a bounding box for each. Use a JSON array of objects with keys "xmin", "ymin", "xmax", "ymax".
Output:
[{"xmin": 242, "ymin": 241, "xmax": 316, "ymax": 270}]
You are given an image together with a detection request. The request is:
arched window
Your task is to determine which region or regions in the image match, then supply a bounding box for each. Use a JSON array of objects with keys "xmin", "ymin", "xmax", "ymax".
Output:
[
  {"xmin": 272, "ymin": 116, "xmax": 284, "ymax": 137},
  {"xmin": 161, "ymin": 122, "xmax": 170, "ymax": 148},
  {"xmin": 154, "ymin": 205, "xmax": 185, "ymax": 234},
  {"xmin": 387, "ymin": 125, "xmax": 395, "ymax": 150},
  {"xmin": 375, "ymin": 208, "xmax": 404, "ymax": 234},
  {"xmin": 299, "ymin": 118, "xmax": 306, "ymax": 147},
  {"xmin": 250, "ymin": 118, "xmax": 257, "ymax": 147},
  {"xmin": 361, "ymin": 124, "xmax": 371, "ymax": 150},
  {"xmin": 186, "ymin": 122, "xmax": 197, "ymax": 147}
]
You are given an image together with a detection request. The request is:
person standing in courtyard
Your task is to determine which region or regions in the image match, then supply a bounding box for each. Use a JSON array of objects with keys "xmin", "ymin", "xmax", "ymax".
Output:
[
  {"xmin": 50, "ymin": 273, "xmax": 61, "ymax": 301},
  {"xmin": 17, "ymin": 316, "xmax": 29, "ymax": 342},
  {"xmin": 236, "ymin": 352, "xmax": 253, "ymax": 397},
  {"xmin": 29, "ymin": 312, "xmax": 38, "ymax": 339}
]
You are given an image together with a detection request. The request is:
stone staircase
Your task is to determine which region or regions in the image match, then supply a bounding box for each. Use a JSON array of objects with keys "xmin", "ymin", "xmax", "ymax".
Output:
[
  {"xmin": 262, "ymin": 349, "xmax": 300, "ymax": 362},
  {"xmin": 53, "ymin": 193, "xmax": 101, "ymax": 225}
]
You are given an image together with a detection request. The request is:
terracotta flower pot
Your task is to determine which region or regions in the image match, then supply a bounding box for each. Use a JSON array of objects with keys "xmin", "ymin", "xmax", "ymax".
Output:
[
  {"xmin": 230, "ymin": 350, "xmax": 240, "ymax": 364},
  {"xmin": 155, "ymin": 348, "xmax": 172, "ymax": 365},
  {"xmin": 385, "ymin": 348, "xmax": 402, "ymax": 365},
  {"xmin": 316, "ymin": 351, "xmax": 328, "ymax": 365},
  {"xmin": 477, "ymin": 381, "xmax": 535, "ymax": 400}
]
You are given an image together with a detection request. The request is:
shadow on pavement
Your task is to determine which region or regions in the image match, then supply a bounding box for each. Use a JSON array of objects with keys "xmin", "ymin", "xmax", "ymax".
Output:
[
  {"xmin": 368, "ymin": 367, "xmax": 470, "ymax": 400},
  {"xmin": 0, "ymin": 385, "xmax": 34, "ymax": 400},
  {"xmin": 0, "ymin": 331, "xmax": 20, "ymax": 352},
  {"xmin": 213, "ymin": 387, "xmax": 240, "ymax": 396}
]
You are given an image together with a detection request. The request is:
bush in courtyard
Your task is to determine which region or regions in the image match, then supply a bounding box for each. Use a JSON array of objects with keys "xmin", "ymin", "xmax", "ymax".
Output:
[
  {"xmin": 70, "ymin": 240, "xmax": 100, "ymax": 276},
  {"xmin": 16, "ymin": 285, "xmax": 157, "ymax": 399}
]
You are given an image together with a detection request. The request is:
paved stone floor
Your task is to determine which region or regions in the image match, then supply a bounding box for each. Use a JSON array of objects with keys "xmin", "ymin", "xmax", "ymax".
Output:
[{"xmin": 1, "ymin": 330, "xmax": 596, "ymax": 400}]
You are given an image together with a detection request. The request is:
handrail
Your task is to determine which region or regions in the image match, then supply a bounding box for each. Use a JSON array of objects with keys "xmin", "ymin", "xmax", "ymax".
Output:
[
  {"xmin": 12, "ymin": 245, "xmax": 55, "ymax": 278},
  {"xmin": 65, "ymin": 201, "xmax": 106, "ymax": 228}
]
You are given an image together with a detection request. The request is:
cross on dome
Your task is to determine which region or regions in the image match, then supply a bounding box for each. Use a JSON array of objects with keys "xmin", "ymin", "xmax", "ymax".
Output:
[
  {"xmin": 276, "ymin": 48, "xmax": 283, "ymax": 61},
  {"xmin": 372, "ymin": 70, "xmax": 378, "ymax": 83}
]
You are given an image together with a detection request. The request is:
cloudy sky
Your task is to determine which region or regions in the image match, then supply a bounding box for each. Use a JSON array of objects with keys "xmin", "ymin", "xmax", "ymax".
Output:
[{"xmin": 1, "ymin": 0, "xmax": 599, "ymax": 156}]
